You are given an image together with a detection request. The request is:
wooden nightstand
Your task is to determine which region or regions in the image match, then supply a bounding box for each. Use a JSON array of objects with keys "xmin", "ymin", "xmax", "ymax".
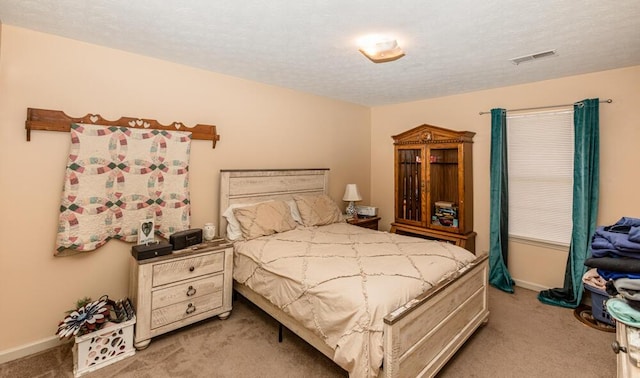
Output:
[
  {"xmin": 129, "ymin": 239, "xmax": 233, "ymax": 350},
  {"xmin": 346, "ymin": 216, "xmax": 381, "ymax": 230}
]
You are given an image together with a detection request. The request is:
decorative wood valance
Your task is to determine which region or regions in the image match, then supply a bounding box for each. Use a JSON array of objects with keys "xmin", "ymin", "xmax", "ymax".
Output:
[{"xmin": 25, "ymin": 108, "xmax": 220, "ymax": 148}]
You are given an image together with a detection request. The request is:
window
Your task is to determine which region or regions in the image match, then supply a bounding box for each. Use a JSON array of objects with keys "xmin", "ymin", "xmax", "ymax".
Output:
[{"xmin": 506, "ymin": 110, "xmax": 574, "ymax": 246}]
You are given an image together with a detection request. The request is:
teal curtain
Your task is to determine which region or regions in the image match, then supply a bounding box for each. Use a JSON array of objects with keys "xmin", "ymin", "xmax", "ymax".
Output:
[
  {"xmin": 489, "ymin": 108, "xmax": 515, "ymax": 293},
  {"xmin": 538, "ymin": 98, "xmax": 600, "ymax": 308}
]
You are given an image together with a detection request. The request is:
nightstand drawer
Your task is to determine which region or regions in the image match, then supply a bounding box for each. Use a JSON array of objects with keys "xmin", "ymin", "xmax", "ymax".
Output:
[
  {"xmin": 347, "ymin": 216, "xmax": 380, "ymax": 230},
  {"xmin": 152, "ymin": 274, "xmax": 224, "ymax": 309},
  {"xmin": 151, "ymin": 292, "xmax": 223, "ymax": 329},
  {"xmin": 152, "ymin": 252, "xmax": 224, "ymax": 287}
]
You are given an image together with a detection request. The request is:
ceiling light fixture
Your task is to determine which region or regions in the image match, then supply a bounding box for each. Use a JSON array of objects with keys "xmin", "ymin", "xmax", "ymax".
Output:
[{"xmin": 358, "ymin": 36, "xmax": 405, "ymax": 63}]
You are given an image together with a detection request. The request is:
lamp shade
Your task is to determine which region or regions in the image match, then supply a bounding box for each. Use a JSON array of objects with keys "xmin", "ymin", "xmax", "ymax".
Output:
[{"xmin": 342, "ymin": 184, "xmax": 362, "ymax": 202}]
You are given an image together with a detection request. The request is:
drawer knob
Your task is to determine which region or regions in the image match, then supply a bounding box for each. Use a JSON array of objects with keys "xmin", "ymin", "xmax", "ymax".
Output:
[
  {"xmin": 189, "ymin": 266, "xmax": 195, "ymax": 272},
  {"xmin": 612, "ymin": 341, "xmax": 627, "ymax": 354},
  {"xmin": 186, "ymin": 285, "xmax": 197, "ymax": 297},
  {"xmin": 186, "ymin": 303, "xmax": 196, "ymax": 314}
]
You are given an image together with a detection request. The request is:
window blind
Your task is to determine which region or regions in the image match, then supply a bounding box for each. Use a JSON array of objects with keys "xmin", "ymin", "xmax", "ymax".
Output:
[{"xmin": 506, "ymin": 110, "xmax": 574, "ymax": 246}]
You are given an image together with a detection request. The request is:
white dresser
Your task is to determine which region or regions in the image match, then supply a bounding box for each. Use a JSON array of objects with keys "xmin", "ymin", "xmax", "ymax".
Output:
[
  {"xmin": 615, "ymin": 321, "xmax": 640, "ymax": 377},
  {"xmin": 129, "ymin": 239, "xmax": 233, "ymax": 349}
]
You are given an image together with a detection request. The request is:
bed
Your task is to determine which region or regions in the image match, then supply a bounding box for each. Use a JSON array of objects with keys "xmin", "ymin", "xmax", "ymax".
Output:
[{"xmin": 219, "ymin": 169, "xmax": 489, "ymax": 377}]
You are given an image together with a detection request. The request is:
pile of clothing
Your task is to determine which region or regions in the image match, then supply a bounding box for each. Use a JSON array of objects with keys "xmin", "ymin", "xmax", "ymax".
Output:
[{"xmin": 584, "ymin": 217, "xmax": 640, "ymax": 327}]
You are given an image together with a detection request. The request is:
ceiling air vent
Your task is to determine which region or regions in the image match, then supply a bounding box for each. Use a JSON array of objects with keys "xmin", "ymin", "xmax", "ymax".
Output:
[{"xmin": 510, "ymin": 49, "xmax": 557, "ymax": 65}]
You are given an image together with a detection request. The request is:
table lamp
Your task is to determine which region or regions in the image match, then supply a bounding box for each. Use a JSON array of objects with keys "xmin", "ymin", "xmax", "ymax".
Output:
[{"xmin": 343, "ymin": 184, "xmax": 362, "ymax": 218}]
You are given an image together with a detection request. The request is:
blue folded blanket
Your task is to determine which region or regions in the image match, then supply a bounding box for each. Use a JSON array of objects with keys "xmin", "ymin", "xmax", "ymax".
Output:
[
  {"xmin": 631, "ymin": 226, "xmax": 640, "ymax": 243},
  {"xmin": 591, "ymin": 217, "xmax": 640, "ymax": 258},
  {"xmin": 597, "ymin": 269, "xmax": 640, "ymax": 281},
  {"xmin": 611, "ymin": 217, "xmax": 640, "ymax": 229}
]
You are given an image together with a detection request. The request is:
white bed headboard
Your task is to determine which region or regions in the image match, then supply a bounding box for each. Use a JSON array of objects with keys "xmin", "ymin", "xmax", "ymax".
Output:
[{"xmin": 218, "ymin": 169, "xmax": 330, "ymax": 238}]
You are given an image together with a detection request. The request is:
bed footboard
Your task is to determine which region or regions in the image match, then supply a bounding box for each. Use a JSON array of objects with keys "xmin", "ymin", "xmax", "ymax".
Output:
[
  {"xmin": 235, "ymin": 254, "xmax": 488, "ymax": 378},
  {"xmin": 382, "ymin": 254, "xmax": 489, "ymax": 377}
]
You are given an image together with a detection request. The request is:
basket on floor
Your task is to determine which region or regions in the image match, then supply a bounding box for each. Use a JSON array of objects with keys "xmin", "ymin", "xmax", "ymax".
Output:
[
  {"xmin": 72, "ymin": 315, "xmax": 136, "ymax": 377},
  {"xmin": 584, "ymin": 284, "xmax": 615, "ymax": 326}
]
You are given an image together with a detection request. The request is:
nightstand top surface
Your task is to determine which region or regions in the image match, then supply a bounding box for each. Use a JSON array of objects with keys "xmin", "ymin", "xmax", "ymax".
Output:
[{"xmin": 135, "ymin": 238, "xmax": 232, "ymax": 264}]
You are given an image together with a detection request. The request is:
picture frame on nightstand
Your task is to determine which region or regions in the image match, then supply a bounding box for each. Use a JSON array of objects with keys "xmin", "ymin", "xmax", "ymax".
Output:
[{"xmin": 137, "ymin": 219, "xmax": 155, "ymax": 245}]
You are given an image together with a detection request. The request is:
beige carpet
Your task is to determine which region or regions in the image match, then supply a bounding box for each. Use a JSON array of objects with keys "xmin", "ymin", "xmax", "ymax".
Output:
[{"xmin": 0, "ymin": 287, "xmax": 617, "ymax": 377}]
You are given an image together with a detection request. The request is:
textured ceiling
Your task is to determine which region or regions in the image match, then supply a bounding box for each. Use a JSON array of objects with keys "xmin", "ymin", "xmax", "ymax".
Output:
[{"xmin": 1, "ymin": 0, "xmax": 639, "ymax": 106}]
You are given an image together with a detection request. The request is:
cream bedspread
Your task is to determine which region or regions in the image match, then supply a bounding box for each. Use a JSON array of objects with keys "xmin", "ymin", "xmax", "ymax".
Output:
[{"xmin": 233, "ymin": 222, "xmax": 476, "ymax": 377}]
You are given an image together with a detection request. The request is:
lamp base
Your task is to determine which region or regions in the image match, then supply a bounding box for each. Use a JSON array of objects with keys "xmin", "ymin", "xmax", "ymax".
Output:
[{"xmin": 346, "ymin": 201, "xmax": 357, "ymax": 218}]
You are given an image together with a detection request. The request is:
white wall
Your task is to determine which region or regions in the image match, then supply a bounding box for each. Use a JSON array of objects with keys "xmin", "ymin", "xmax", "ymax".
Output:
[
  {"xmin": 371, "ymin": 64, "xmax": 640, "ymax": 290},
  {"xmin": 0, "ymin": 24, "xmax": 371, "ymax": 356}
]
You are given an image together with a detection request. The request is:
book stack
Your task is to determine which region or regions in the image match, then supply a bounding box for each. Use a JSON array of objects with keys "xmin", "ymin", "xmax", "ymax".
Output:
[{"xmin": 432, "ymin": 201, "xmax": 458, "ymax": 227}]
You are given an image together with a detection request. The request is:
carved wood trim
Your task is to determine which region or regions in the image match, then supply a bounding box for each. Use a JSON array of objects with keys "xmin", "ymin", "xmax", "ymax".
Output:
[
  {"xmin": 25, "ymin": 108, "xmax": 220, "ymax": 148},
  {"xmin": 392, "ymin": 124, "xmax": 475, "ymax": 145}
]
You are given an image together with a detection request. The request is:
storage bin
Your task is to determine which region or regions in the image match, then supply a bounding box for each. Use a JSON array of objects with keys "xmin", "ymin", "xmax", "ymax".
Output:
[
  {"xmin": 584, "ymin": 284, "xmax": 615, "ymax": 326},
  {"xmin": 72, "ymin": 315, "xmax": 136, "ymax": 377}
]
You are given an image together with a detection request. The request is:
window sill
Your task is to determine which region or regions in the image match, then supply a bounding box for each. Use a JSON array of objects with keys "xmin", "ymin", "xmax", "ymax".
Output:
[{"xmin": 509, "ymin": 235, "xmax": 569, "ymax": 252}]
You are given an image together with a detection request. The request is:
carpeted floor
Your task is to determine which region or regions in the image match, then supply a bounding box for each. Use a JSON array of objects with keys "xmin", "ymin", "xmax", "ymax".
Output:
[{"xmin": 0, "ymin": 286, "xmax": 617, "ymax": 377}]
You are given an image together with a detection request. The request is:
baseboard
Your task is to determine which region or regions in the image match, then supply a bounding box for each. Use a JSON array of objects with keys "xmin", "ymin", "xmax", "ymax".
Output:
[
  {"xmin": 0, "ymin": 336, "xmax": 70, "ymax": 365},
  {"xmin": 512, "ymin": 278, "xmax": 548, "ymax": 293}
]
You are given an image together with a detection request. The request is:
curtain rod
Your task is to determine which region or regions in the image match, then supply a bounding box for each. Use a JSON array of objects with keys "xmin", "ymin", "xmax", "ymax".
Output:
[{"xmin": 478, "ymin": 98, "xmax": 613, "ymax": 115}]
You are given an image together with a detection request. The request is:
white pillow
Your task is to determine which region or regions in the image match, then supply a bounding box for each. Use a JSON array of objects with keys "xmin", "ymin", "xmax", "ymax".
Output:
[
  {"xmin": 222, "ymin": 200, "xmax": 274, "ymax": 240},
  {"xmin": 286, "ymin": 200, "xmax": 303, "ymax": 224}
]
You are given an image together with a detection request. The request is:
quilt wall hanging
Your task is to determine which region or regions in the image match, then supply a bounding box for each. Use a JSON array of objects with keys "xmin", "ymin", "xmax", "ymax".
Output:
[{"xmin": 55, "ymin": 123, "xmax": 192, "ymax": 255}]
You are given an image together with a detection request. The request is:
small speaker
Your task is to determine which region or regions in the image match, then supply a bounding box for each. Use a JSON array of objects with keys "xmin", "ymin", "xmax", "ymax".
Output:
[{"xmin": 170, "ymin": 228, "xmax": 203, "ymax": 251}]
